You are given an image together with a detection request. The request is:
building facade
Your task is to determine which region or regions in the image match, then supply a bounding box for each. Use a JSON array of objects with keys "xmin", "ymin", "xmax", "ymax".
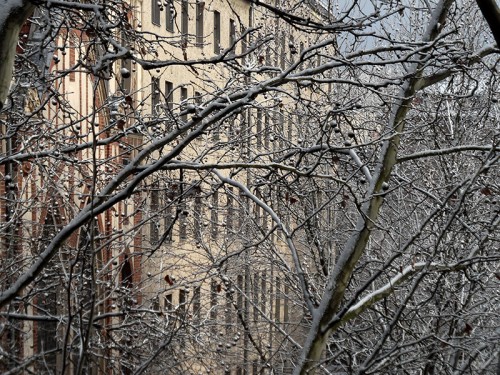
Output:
[{"xmin": 0, "ymin": 0, "xmax": 336, "ymax": 374}]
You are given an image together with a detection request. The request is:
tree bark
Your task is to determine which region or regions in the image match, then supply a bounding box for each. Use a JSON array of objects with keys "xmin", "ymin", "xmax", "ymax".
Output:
[
  {"xmin": 475, "ymin": 0, "xmax": 500, "ymax": 47},
  {"xmin": 0, "ymin": 0, "xmax": 35, "ymax": 110}
]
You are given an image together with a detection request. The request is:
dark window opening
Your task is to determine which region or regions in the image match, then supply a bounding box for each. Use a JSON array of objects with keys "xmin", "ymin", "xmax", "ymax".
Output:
[
  {"xmin": 256, "ymin": 108, "xmax": 263, "ymax": 148},
  {"xmin": 180, "ymin": 87, "xmax": 188, "ymax": 122},
  {"xmin": 210, "ymin": 280, "xmax": 217, "ymax": 323},
  {"xmin": 261, "ymin": 272, "xmax": 266, "ymax": 314},
  {"xmin": 178, "ymin": 289, "xmax": 187, "ymax": 317},
  {"xmin": 166, "ymin": 0, "xmax": 174, "ymax": 32},
  {"xmin": 284, "ymin": 284, "xmax": 289, "ymax": 323},
  {"xmin": 196, "ymin": 1, "xmax": 204, "ymax": 46},
  {"xmin": 165, "ymin": 81, "xmax": 174, "ymax": 111},
  {"xmin": 150, "ymin": 182, "xmax": 160, "ymax": 245},
  {"xmin": 211, "ymin": 190, "xmax": 218, "ymax": 239},
  {"xmin": 179, "ymin": 201, "xmax": 188, "ymax": 240},
  {"xmin": 214, "ymin": 11, "xmax": 221, "ymax": 54},
  {"xmin": 275, "ymin": 277, "xmax": 281, "ymax": 322},
  {"xmin": 193, "ymin": 286, "xmax": 201, "ymax": 323},
  {"xmin": 121, "ymin": 58, "xmax": 132, "ymax": 94},
  {"xmin": 194, "ymin": 190, "xmax": 202, "ymax": 242},
  {"xmin": 194, "ymin": 91, "xmax": 202, "ymax": 106},
  {"xmin": 264, "ymin": 112, "xmax": 270, "ymax": 149},
  {"xmin": 253, "ymin": 272, "xmax": 259, "ymax": 321},
  {"xmin": 121, "ymin": 253, "xmax": 133, "ymax": 289},
  {"xmin": 226, "ymin": 187, "xmax": 234, "ymax": 233},
  {"xmin": 237, "ymin": 274, "xmax": 243, "ymax": 313},
  {"xmin": 181, "ymin": 0, "xmax": 189, "ymax": 43},
  {"xmin": 152, "ymin": 0, "xmax": 161, "ymax": 25},
  {"xmin": 229, "ymin": 19, "xmax": 236, "ymax": 53},
  {"xmin": 151, "ymin": 78, "xmax": 160, "ymax": 115},
  {"xmin": 280, "ymin": 32, "xmax": 286, "ymax": 69},
  {"xmin": 165, "ymin": 293, "xmax": 173, "ymax": 312}
]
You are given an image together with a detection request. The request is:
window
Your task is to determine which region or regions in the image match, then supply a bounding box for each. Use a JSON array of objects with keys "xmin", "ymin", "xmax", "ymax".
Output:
[
  {"xmin": 264, "ymin": 112, "xmax": 270, "ymax": 149},
  {"xmin": 121, "ymin": 58, "xmax": 132, "ymax": 93},
  {"xmin": 265, "ymin": 46, "xmax": 271, "ymax": 66},
  {"xmin": 241, "ymin": 25, "xmax": 247, "ymax": 56},
  {"xmin": 260, "ymin": 271, "xmax": 267, "ymax": 314},
  {"xmin": 211, "ymin": 190, "xmax": 218, "ymax": 239},
  {"xmin": 69, "ymin": 36, "xmax": 76, "ymax": 82},
  {"xmin": 36, "ymin": 289, "xmax": 57, "ymax": 370},
  {"xmin": 275, "ymin": 277, "xmax": 281, "ymax": 322},
  {"xmin": 289, "ymin": 35, "xmax": 297, "ymax": 59},
  {"xmin": 254, "ymin": 189, "xmax": 261, "ymax": 228},
  {"xmin": 164, "ymin": 184, "xmax": 177, "ymax": 242},
  {"xmin": 212, "ymin": 121, "xmax": 220, "ymax": 141},
  {"xmin": 178, "ymin": 289, "xmax": 187, "ymax": 317},
  {"xmin": 150, "ymin": 182, "xmax": 160, "ymax": 245},
  {"xmin": 181, "ymin": 0, "xmax": 189, "ymax": 43},
  {"xmin": 238, "ymin": 191, "xmax": 246, "ymax": 231},
  {"xmin": 193, "ymin": 191, "xmax": 202, "ymax": 242},
  {"xmin": 121, "ymin": 253, "xmax": 133, "ymax": 289},
  {"xmin": 283, "ymin": 284, "xmax": 289, "ymax": 323},
  {"xmin": 165, "ymin": 293, "xmax": 173, "ymax": 311},
  {"xmin": 210, "ymin": 280, "xmax": 217, "ymax": 322},
  {"xmin": 237, "ymin": 274, "xmax": 243, "ymax": 313},
  {"xmin": 165, "ymin": 81, "xmax": 174, "ymax": 111},
  {"xmin": 225, "ymin": 288, "xmax": 232, "ymax": 332},
  {"xmin": 194, "ymin": 91, "xmax": 202, "ymax": 121},
  {"xmin": 151, "ymin": 78, "xmax": 160, "ymax": 115},
  {"xmin": 152, "ymin": 0, "xmax": 161, "ymax": 25},
  {"xmin": 253, "ymin": 272, "xmax": 259, "ymax": 321},
  {"xmin": 256, "ymin": 108, "xmax": 263, "ymax": 148},
  {"xmin": 252, "ymin": 361, "xmax": 258, "ymax": 375},
  {"xmin": 179, "ymin": 201, "xmax": 187, "ymax": 240},
  {"xmin": 214, "ymin": 11, "xmax": 220, "ymax": 54},
  {"xmin": 193, "ymin": 286, "xmax": 201, "ymax": 323},
  {"xmin": 228, "ymin": 115, "xmax": 236, "ymax": 138},
  {"xmin": 229, "ymin": 19, "xmax": 236, "ymax": 50},
  {"xmin": 248, "ymin": 5, "xmax": 253, "ymax": 29},
  {"xmin": 194, "ymin": 91, "xmax": 202, "ymax": 106},
  {"xmin": 120, "ymin": 29, "xmax": 132, "ymax": 92},
  {"xmin": 196, "ymin": 1, "xmax": 204, "ymax": 46},
  {"xmin": 152, "ymin": 297, "xmax": 160, "ymax": 311},
  {"xmin": 278, "ymin": 110, "xmax": 284, "ymax": 148},
  {"xmin": 273, "ymin": 112, "xmax": 279, "ymax": 150},
  {"xmin": 226, "ymin": 187, "xmax": 234, "ymax": 233},
  {"xmin": 180, "ymin": 87, "xmax": 188, "ymax": 122},
  {"xmin": 177, "ymin": 290, "xmax": 187, "ymax": 347},
  {"xmin": 166, "ymin": 0, "xmax": 174, "ymax": 32},
  {"xmin": 280, "ymin": 32, "xmax": 286, "ymax": 69},
  {"xmin": 242, "ymin": 109, "xmax": 250, "ymax": 155},
  {"xmin": 164, "ymin": 202, "xmax": 174, "ymax": 242}
]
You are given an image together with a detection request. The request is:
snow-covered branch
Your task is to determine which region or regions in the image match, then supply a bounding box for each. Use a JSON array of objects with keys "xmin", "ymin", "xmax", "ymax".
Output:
[{"xmin": 398, "ymin": 144, "xmax": 498, "ymax": 163}]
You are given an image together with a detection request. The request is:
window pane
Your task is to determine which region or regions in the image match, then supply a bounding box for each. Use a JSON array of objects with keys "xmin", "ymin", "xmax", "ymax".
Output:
[
  {"xmin": 152, "ymin": 0, "xmax": 160, "ymax": 25},
  {"xmin": 166, "ymin": 0, "xmax": 174, "ymax": 32},
  {"xmin": 180, "ymin": 87, "xmax": 188, "ymax": 122},
  {"xmin": 181, "ymin": 0, "xmax": 188, "ymax": 43},
  {"xmin": 165, "ymin": 81, "xmax": 173, "ymax": 111},
  {"xmin": 214, "ymin": 11, "xmax": 220, "ymax": 54},
  {"xmin": 196, "ymin": 1, "xmax": 204, "ymax": 46},
  {"xmin": 229, "ymin": 19, "xmax": 236, "ymax": 51},
  {"xmin": 151, "ymin": 78, "xmax": 160, "ymax": 115}
]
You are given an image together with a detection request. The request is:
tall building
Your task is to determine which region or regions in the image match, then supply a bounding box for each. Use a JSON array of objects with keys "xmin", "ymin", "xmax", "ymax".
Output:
[{"xmin": 0, "ymin": 0, "xmax": 336, "ymax": 374}]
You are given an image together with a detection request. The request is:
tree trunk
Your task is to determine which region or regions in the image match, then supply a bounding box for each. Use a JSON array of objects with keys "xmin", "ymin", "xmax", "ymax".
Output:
[{"xmin": 0, "ymin": 0, "xmax": 35, "ymax": 110}]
